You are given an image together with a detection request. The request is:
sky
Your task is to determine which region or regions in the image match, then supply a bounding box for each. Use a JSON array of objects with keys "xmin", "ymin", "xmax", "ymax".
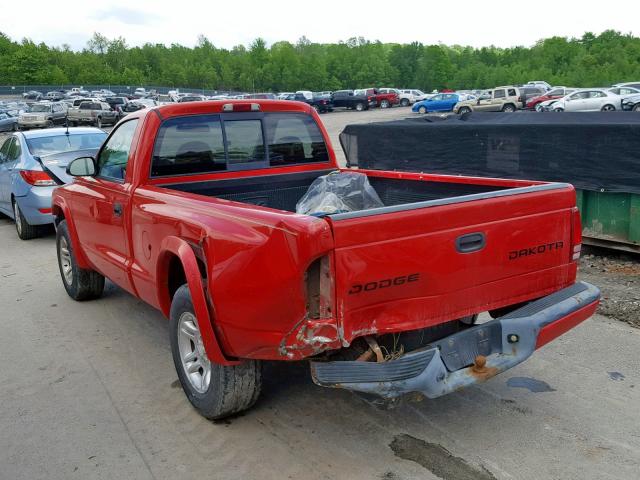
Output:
[{"xmin": 2, "ymin": 0, "xmax": 639, "ymax": 50}]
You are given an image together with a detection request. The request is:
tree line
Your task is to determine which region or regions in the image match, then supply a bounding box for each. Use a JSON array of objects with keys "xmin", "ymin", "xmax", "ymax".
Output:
[{"xmin": 1, "ymin": 30, "xmax": 640, "ymax": 92}]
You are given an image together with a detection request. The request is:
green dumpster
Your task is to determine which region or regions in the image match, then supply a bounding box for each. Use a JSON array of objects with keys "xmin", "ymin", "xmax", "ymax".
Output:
[{"xmin": 576, "ymin": 190, "xmax": 640, "ymax": 253}]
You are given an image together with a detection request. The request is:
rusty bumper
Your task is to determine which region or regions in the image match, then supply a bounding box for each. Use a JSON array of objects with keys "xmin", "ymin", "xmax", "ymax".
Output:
[{"xmin": 310, "ymin": 281, "xmax": 600, "ymax": 399}]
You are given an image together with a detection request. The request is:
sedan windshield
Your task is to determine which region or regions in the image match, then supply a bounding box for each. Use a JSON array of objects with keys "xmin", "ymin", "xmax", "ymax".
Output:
[{"xmin": 26, "ymin": 133, "xmax": 107, "ymax": 156}]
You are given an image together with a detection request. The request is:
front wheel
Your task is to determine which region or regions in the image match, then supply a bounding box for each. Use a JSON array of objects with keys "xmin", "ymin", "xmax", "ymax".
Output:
[
  {"xmin": 634, "ymin": 104, "xmax": 640, "ymax": 112},
  {"xmin": 554, "ymin": 107, "xmax": 564, "ymax": 112},
  {"xmin": 95, "ymin": 116, "xmax": 102, "ymax": 128},
  {"xmin": 56, "ymin": 220, "xmax": 105, "ymax": 300},
  {"xmin": 380, "ymin": 99, "xmax": 390, "ymax": 109},
  {"xmin": 418, "ymin": 106, "xmax": 427, "ymax": 114},
  {"xmin": 46, "ymin": 119, "xmax": 54, "ymax": 128},
  {"xmin": 400, "ymin": 98, "xmax": 410, "ymax": 107},
  {"xmin": 535, "ymin": 104, "xmax": 543, "ymax": 112},
  {"xmin": 170, "ymin": 284, "xmax": 262, "ymax": 419},
  {"xmin": 458, "ymin": 107, "xmax": 471, "ymax": 114}
]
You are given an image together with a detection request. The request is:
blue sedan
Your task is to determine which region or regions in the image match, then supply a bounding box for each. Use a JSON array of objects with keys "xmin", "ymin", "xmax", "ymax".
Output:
[
  {"xmin": 0, "ymin": 127, "xmax": 107, "ymax": 239},
  {"xmin": 412, "ymin": 93, "xmax": 460, "ymax": 113}
]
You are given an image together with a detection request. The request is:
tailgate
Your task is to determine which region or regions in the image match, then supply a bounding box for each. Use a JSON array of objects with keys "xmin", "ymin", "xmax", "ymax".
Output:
[{"xmin": 327, "ymin": 183, "xmax": 579, "ymax": 344}]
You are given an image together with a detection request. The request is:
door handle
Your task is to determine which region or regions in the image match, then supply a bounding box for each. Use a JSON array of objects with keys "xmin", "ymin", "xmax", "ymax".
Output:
[
  {"xmin": 113, "ymin": 202, "xmax": 123, "ymax": 217},
  {"xmin": 456, "ymin": 232, "xmax": 485, "ymax": 253}
]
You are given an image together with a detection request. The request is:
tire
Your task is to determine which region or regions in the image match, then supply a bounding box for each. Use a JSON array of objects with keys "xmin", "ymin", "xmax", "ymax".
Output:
[
  {"xmin": 169, "ymin": 284, "xmax": 262, "ymax": 419},
  {"xmin": 46, "ymin": 119, "xmax": 54, "ymax": 128},
  {"xmin": 458, "ymin": 107, "xmax": 471, "ymax": 114},
  {"xmin": 69, "ymin": 121, "xmax": 77, "ymax": 127},
  {"xmin": 634, "ymin": 104, "xmax": 640, "ymax": 112},
  {"xmin": 535, "ymin": 104, "xmax": 543, "ymax": 112},
  {"xmin": 96, "ymin": 116, "xmax": 102, "ymax": 128},
  {"xmin": 56, "ymin": 220, "xmax": 105, "ymax": 301},
  {"xmin": 501, "ymin": 104, "xmax": 516, "ymax": 112},
  {"xmin": 601, "ymin": 104, "xmax": 615, "ymax": 112},
  {"xmin": 13, "ymin": 200, "xmax": 40, "ymax": 240},
  {"xmin": 554, "ymin": 107, "xmax": 564, "ymax": 112},
  {"xmin": 400, "ymin": 98, "xmax": 410, "ymax": 107},
  {"xmin": 418, "ymin": 106, "xmax": 427, "ymax": 114},
  {"xmin": 12, "ymin": 123, "xmax": 18, "ymax": 131},
  {"xmin": 380, "ymin": 99, "xmax": 390, "ymax": 109},
  {"xmin": 355, "ymin": 102, "xmax": 365, "ymax": 112}
]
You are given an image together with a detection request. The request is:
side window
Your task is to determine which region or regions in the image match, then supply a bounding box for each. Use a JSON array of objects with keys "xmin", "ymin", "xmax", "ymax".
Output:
[
  {"xmin": 494, "ymin": 89, "xmax": 506, "ymax": 99},
  {"xmin": 0, "ymin": 138, "xmax": 11, "ymax": 163},
  {"xmin": 508, "ymin": 88, "xmax": 517, "ymax": 96},
  {"xmin": 6, "ymin": 138, "xmax": 21, "ymax": 162},
  {"xmin": 97, "ymin": 119, "xmax": 138, "ymax": 181}
]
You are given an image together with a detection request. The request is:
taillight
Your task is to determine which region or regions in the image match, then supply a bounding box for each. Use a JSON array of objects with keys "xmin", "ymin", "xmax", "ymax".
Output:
[
  {"xmin": 19, "ymin": 170, "xmax": 56, "ymax": 187},
  {"xmin": 571, "ymin": 207, "xmax": 582, "ymax": 261}
]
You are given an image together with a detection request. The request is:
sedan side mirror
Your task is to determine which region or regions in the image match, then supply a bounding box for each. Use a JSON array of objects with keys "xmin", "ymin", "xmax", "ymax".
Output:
[{"xmin": 67, "ymin": 156, "xmax": 96, "ymax": 177}]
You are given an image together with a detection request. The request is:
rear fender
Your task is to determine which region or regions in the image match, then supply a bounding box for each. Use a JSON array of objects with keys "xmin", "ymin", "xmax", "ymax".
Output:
[{"xmin": 157, "ymin": 236, "xmax": 239, "ymax": 366}]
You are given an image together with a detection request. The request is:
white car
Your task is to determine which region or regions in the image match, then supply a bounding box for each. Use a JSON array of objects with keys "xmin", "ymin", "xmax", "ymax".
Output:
[
  {"xmin": 607, "ymin": 86, "xmax": 640, "ymax": 97},
  {"xmin": 398, "ymin": 89, "xmax": 431, "ymax": 106},
  {"xmin": 552, "ymin": 89, "xmax": 622, "ymax": 112}
]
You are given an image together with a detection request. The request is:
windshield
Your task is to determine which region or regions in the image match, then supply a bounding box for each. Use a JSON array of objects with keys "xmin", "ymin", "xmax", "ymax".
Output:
[
  {"xmin": 26, "ymin": 133, "xmax": 107, "ymax": 156},
  {"xmin": 30, "ymin": 105, "xmax": 51, "ymax": 113}
]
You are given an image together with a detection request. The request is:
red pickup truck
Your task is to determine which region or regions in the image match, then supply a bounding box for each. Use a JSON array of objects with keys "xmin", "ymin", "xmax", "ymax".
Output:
[
  {"xmin": 355, "ymin": 88, "xmax": 400, "ymax": 108},
  {"xmin": 52, "ymin": 100, "xmax": 599, "ymax": 419}
]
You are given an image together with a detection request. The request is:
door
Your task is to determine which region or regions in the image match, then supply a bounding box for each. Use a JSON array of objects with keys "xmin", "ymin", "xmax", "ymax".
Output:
[
  {"xmin": 0, "ymin": 138, "xmax": 14, "ymax": 213},
  {"xmin": 428, "ymin": 94, "xmax": 443, "ymax": 110},
  {"xmin": 71, "ymin": 118, "xmax": 140, "ymax": 292},
  {"xmin": 490, "ymin": 89, "xmax": 506, "ymax": 111},
  {"xmin": 475, "ymin": 91, "xmax": 494, "ymax": 111},
  {"xmin": 564, "ymin": 91, "xmax": 588, "ymax": 111}
]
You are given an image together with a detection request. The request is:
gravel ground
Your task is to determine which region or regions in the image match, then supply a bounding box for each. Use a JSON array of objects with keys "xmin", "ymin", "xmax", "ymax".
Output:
[{"xmin": 579, "ymin": 250, "xmax": 640, "ymax": 328}]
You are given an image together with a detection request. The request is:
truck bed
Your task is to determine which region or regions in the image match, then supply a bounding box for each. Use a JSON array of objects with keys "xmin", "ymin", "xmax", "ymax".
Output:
[{"xmin": 161, "ymin": 169, "xmax": 516, "ymax": 214}]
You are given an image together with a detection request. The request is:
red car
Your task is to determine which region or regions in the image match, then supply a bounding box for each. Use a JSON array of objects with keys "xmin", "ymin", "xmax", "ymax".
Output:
[
  {"xmin": 52, "ymin": 100, "xmax": 599, "ymax": 419},
  {"xmin": 527, "ymin": 87, "xmax": 575, "ymax": 110}
]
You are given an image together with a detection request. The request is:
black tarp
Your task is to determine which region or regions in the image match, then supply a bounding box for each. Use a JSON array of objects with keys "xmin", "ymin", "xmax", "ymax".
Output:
[{"xmin": 340, "ymin": 112, "xmax": 640, "ymax": 194}]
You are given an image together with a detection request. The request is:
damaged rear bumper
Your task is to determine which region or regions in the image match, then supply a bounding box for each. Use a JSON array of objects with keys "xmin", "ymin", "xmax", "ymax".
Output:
[{"xmin": 310, "ymin": 281, "xmax": 600, "ymax": 399}]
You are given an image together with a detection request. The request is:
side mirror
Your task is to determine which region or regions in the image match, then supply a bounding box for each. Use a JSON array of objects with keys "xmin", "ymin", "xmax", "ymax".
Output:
[{"xmin": 67, "ymin": 156, "xmax": 96, "ymax": 177}]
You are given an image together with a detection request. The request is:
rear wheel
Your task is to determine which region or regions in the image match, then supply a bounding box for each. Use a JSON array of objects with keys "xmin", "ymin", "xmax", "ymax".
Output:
[
  {"xmin": 601, "ymin": 104, "xmax": 615, "ymax": 112},
  {"xmin": 13, "ymin": 200, "xmax": 40, "ymax": 240},
  {"xmin": 400, "ymin": 98, "xmax": 410, "ymax": 107},
  {"xmin": 634, "ymin": 104, "xmax": 640, "ymax": 112},
  {"xmin": 170, "ymin": 284, "xmax": 262, "ymax": 419},
  {"xmin": 501, "ymin": 104, "xmax": 516, "ymax": 112},
  {"xmin": 355, "ymin": 102, "xmax": 365, "ymax": 112},
  {"xmin": 56, "ymin": 220, "xmax": 105, "ymax": 300},
  {"xmin": 554, "ymin": 107, "xmax": 564, "ymax": 112},
  {"xmin": 95, "ymin": 116, "xmax": 102, "ymax": 128}
]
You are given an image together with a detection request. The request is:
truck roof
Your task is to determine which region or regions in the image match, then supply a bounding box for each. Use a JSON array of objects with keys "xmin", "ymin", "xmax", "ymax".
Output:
[{"xmin": 153, "ymin": 99, "xmax": 313, "ymax": 119}]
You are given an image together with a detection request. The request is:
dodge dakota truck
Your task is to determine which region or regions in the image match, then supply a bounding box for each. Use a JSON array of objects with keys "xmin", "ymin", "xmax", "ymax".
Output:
[{"xmin": 53, "ymin": 100, "xmax": 600, "ymax": 419}]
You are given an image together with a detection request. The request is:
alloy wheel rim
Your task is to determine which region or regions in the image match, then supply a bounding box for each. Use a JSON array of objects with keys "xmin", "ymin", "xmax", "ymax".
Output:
[
  {"xmin": 177, "ymin": 312, "xmax": 211, "ymax": 393},
  {"xmin": 59, "ymin": 236, "xmax": 73, "ymax": 285}
]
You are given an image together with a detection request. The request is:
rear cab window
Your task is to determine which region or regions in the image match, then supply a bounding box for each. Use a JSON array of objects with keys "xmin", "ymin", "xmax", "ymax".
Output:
[{"xmin": 151, "ymin": 112, "xmax": 329, "ymax": 177}]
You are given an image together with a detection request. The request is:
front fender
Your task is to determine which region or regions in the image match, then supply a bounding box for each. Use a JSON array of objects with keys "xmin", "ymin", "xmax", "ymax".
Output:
[
  {"xmin": 157, "ymin": 236, "xmax": 239, "ymax": 366},
  {"xmin": 52, "ymin": 198, "xmax": 91, "ymax": 269}
]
